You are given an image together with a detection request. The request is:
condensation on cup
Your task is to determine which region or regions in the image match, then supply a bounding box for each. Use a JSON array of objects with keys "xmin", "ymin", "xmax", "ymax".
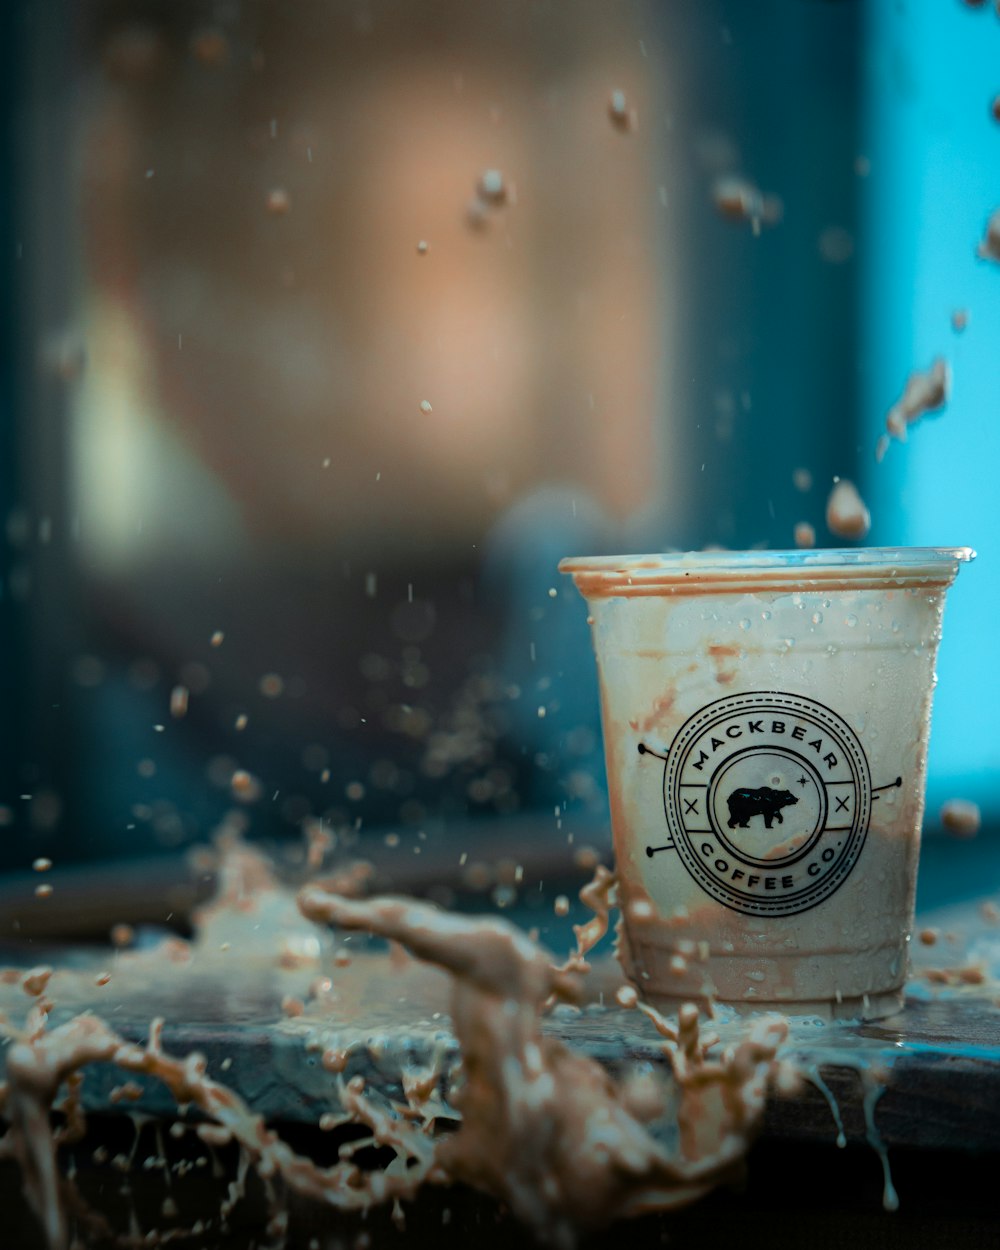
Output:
[{"xmin": 561, "ymin": 548, "xmax": 974, "ymax": 1021}]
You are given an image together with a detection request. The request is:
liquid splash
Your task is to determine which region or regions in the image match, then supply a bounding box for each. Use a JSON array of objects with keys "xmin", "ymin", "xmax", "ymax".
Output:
[
  {"xmin": 1, "ymin": 849, "xmax": 791, "ymax": 1250},
  {"xmin": 297, "ymin": 885, "xmax": 788, "ymax": 1247},
  {"xmin": 4, "ymin": 839, "xmax": 994, "ymax": 1245},
  {"xmin": 711, "ymin": 175, "xmax": 783, "ymax": 233},
  {"xmin": 976, "ymin": 205, "xmax": 1000, "ymax": 263},
  {"xmin": 877, "ymin": 357, "xmax": 950, "ymax": 460},
  {"xmin": 825, "ymin": 478, "xmax": 871, "ymax": 539},
  {"xmin": 1, "ymin": 1008, "xmax": 437, "ymax": 1249}
]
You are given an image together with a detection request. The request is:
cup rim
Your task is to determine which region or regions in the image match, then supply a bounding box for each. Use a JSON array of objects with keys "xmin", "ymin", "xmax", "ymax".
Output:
[{"xmin": 559, "ymin": 546, "xmax": 975, "ymax": 594}]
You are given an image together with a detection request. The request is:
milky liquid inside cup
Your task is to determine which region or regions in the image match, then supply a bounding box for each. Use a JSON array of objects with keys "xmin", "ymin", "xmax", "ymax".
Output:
[{"xmin": 561, "ymin": 548, "xmax": 974, "ymax": 1020}]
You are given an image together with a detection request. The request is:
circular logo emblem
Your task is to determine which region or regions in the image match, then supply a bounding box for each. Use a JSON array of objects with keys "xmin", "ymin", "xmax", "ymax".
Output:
[{"xmin": 648, "ymin": 692, "xmax": 872, "ymax": 916}]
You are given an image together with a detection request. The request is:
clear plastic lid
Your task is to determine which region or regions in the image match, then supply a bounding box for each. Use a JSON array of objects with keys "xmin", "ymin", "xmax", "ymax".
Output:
[{"xmin": 559, "ymin": 546, "xmax": 975, "ymax": 597}]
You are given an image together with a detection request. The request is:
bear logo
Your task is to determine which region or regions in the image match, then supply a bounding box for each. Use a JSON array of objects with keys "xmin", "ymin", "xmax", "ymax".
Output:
[
  {"xmin": 726, "ymin": 786, "xmax": 798, "ymax": 830},
  {"xmin": 644, "ymin": 692, "xmax": 876, "ymax": 916}
]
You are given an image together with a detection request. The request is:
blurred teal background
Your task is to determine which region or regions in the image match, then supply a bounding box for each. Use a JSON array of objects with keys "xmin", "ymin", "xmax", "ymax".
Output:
[
  {"xmin": 862, "ymin": 0, "xmax": 999, "ymax": 812},
  {"xmin": 0, "ymin": 0, "xmax": 995, "ymax": 896}
]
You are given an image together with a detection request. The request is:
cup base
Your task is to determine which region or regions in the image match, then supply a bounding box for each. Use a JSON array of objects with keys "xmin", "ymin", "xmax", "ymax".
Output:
[{"xmin": 637, "ymin": 984, "xmax": 904, "ymax": 1023}]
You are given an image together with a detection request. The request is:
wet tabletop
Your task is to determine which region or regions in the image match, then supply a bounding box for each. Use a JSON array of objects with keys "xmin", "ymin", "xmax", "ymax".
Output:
[{"xmin": 3, "ymin": 883, "xmax": 1000, "ymax": 1155}]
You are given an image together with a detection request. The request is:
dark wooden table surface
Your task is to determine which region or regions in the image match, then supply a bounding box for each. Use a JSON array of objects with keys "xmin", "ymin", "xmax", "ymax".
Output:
[
  {"xmin": 3, "ymin": 859, "xmax": 1000, "ymax": 1248},
  {"xmin": 2, "ymin": 888, "xmax": 1000, "ymax": 1154}
]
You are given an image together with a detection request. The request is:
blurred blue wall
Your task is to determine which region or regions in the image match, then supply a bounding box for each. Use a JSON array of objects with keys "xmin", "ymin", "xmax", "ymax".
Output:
[{"xmin": 861, "ymin": 0, "xmax": 1000, "ymax": 815}]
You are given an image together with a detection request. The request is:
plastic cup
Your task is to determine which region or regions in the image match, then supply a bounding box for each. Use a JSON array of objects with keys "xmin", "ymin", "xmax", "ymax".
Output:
[{"xmin": 560, "ymin": 547, "xmax": 973, "ymax": 1020}]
